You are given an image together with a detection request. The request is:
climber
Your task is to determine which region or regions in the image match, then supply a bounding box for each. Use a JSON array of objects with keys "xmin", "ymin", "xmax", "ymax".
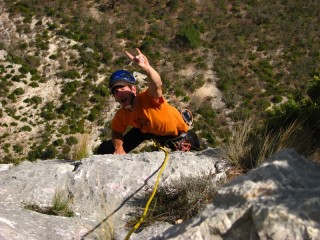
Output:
[{"xmin": 95, "ymin": 48, "xmax": 201, "ymax": 155}]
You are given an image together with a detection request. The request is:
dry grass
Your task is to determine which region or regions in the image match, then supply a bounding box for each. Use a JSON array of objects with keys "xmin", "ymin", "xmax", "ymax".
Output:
[
  {"xmin": 94, "ymin": 205, "xmax": 116, "ymax": 240},
  {"xmin": 51, "ymin": 190, "xmax": 74, "ymax": 217},
  {"xmin": 87, "ymin": 171, "xmax": 117, "ymax": 240},
  {"xmin": 219, "ymin": 117, "xmax": 255, "ymax": 169},
  {"xmin": 220, "ymin": 117, "xmax": 318, "ymax": 170},
  {"xmin": 72, "ymin": 133, "xmax": 91, "ymax": 160},
  {"xmin": 126, "ymin": 172, "xmax": 225, "ymax": 229}
]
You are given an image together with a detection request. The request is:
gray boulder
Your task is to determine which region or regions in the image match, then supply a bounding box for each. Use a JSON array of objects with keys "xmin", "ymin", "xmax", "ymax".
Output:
[
  {"xmin": 0, "ymin": 148, "xmax": 226, "ymax": 240},
  {"xmin": 155, "ymin": 149, "xmax": 320, "ymax": 240}
]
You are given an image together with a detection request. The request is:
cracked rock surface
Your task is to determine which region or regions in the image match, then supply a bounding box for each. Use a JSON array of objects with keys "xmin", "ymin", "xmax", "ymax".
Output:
[
  {"xmin": 0, "ymin": 148, "xmax": 226, "ymax": 240},
  {"xmin": 1, "ymin": 148, "xmax": 319, "ymax": 240},
  {"xmin": 155, "ymin": 149, "xmax": 320, "ymax": 240}
]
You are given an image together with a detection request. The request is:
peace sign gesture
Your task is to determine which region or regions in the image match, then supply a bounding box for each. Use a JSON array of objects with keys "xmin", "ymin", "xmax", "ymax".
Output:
[{"xmin": 125, "ymin": 48, "xmax": 150, "ymax": 69}]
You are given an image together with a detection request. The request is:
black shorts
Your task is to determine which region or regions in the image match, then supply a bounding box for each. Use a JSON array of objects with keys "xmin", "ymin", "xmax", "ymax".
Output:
[{"xmin": 95, "ymin": 128, "xmax": 201, "ymax": 154}]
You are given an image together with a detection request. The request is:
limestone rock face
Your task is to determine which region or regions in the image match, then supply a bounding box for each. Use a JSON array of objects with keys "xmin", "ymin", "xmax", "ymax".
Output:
[
  {"xmin": 155, "ymin": 149, "xmax": 320, "ymax": 240},
  {"xmin": 1, "ymin": 149, "xmax": 319, "ymax": 240},
  {"xmin": 0, "ymin": 149, "xmax": 226, "ymax": 240}
]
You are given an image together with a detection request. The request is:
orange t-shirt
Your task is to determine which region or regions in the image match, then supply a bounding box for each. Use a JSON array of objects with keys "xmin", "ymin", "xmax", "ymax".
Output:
[{"xmin": 111, "ymin": 90, "xmax": 188, "ymax": 136}]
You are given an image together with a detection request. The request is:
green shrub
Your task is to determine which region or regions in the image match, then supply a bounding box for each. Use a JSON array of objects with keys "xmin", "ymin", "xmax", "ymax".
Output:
[
  {"xmin": 61, "ymin": 81, "xmax": 80, "ymax": 96},
  {"xmin": 59, "ymin": 125, "xmax": 69, "ymax": 134},
  {"xmin": 271, "ymin": 96, "xmax": 282, "ymax": 103},
  {"xmin": 13, "ymin": 144, "xmax": 23, "ymax": 153},
  {"xmin": 28, "ymin": 147, "xmax": 42, "ymax": 161},
  {"xmin": 196, "ymin": 104, "xmax": 216, "ymax": 126},
  {"xmin": 174, "ymin": 87, "xmax": 185, "ymax": 97},
  {"xmin": 2, "ymin": 143, "xmax": 10, "ymax": 154},
  {"xmin": 87, "ymin": 106, "xmax": 100, "ymax": 121},
  {"xmin": 20, "ymin": 125, "xmax": 32, "ymax": 131},
  {"xmin": 18, "ymin": 65, "xmax": 37, "ymax": 75},
  {"xmin": 307, "ymin": 76, "xmax": 320, "ymax": 104},
  {"xmin": 41, "ymin": 110, "xmax": 56, "ymax": 121},
  {"xmin": 4, "ymin": 73, "xmax": 12, "ymax": 79},
  {"xmin": 69, "ymin": 119, "xmax": 85, "ymax": 134},
  {"xmin": 12, "ymin": 88, "xmax": 25, "ymax": 95},
  {"xmin": 58, "ymin": 70, "xmax": 81, "ymax": 79},
  {"xmin": 7, "ymin": 93, "xmax": 16, "ymax": 102},
  {"xmin": 94, "ymin": 85, "xmax": 109, "ymax": 97},
  {"xmin": 24, "ymin": 55, "xmax": 41, "ymax": 68},
  {"xmin": 11, "ymin": 75, "xmax": 22, "ymax": 82},
  {"xmin": 53, "ymin": 138, "xmax": 64, "ymax": 146},
  {"xmin": 23, "ymin": 96, "xmax": 42, "ymax": 105},
  {"xmin": 41, "ymin": 145, "xmax": 58, "ymax": 159},
  {"xmin": 28, "ymin": 82, "xmax": 39, "ymax": 88},
  {"xmin": 174, "ymin": 25, "xmax": 201, "ymax": 49},
  {"xmin": 61, "ymin": 145, "xmax": 71, "ymax": 158},
  {"xmin": 66, "ymin": 136, "xmax": 78, "ymax": 146}
]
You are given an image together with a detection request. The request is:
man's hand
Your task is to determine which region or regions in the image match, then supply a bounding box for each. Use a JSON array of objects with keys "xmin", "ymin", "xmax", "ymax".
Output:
[
  {"xmin": 112, "ymin": 130, "xmax": 126, "ymax": 155},
  {"xmin": 125, "ymin": 48, "xmax": 163, "ymax": 99},
  {"xmin": 114, "ymin": 145, "xmax": 126, "ymax": 155},
  {"xmin": 125, "ymin": 48, "xmax": 150, "ymax": 70}
]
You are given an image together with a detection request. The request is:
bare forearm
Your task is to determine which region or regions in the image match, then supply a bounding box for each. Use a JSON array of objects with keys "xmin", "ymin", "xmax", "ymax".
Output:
[
  {"xmin": 143, "ymin": 65, "xmax": 162, "ymax": 89},
  {"xmin": 112, "ymin": 131, "xmax": 126, "ymax": 154}
]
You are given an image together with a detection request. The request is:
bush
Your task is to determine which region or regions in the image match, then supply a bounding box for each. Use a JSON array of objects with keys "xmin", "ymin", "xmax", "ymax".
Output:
[
  {"xmin": 20, "ymin": 125, "xmax": 32, "ymax": 131},
  {"xmin": 2, "ymin": 143, "xmax": 10, "ymax": 154},
  {"xmin": 53, "ymin": 138, "xmax": 64, "ymax": 146},
  {"xmin": 29, "ymin": 82, "xmax": 39, "ymax": 88},
  {"xmin": 61, "ymin": 81, "xmax": 81, "ymax": 96},
  {"xmin": 13, "ymin": 144, "xmax": 23, "ymax": 153},
  {"xmin": 28, "ymin": 147, "xmax": 42, "ymax": 161},
  {"xmin": 69, "ymin": 120, "xmax": 85, "ymax": 134},
  {"xmin": 87, "ymin": 106, "xmax": 101, "ymax": 122},
  {"xmin": 58, "ymin": 70, "xmax": 81, "ymax": 79},
  {"xmin": 66, "ymin": 136, "xmax": 78, "ymax": 146},
  {"xmin": 307, "ymin": 75, "xmax": 320, "ymax": 104},
  {"xmin": 271, "ymin": 95, "xmax": 282, "ymax": 103},
  {"xmin": 11, "ymin": 75, "xmax": 22, "ymax": 82},
  {"xmin": 41, "ymin": 145, "xmax": 58, "ymax": 159},
  {"xmin": 24, "ymin": 96, "xmax": 42, "ymax": 105},
  {"xmin": 174, "ymin": 25, "xmax": 201, "ymax": 49},
  {"xmin": 127, "ymin": 173, "xmax": 224, "ymax": 229}
]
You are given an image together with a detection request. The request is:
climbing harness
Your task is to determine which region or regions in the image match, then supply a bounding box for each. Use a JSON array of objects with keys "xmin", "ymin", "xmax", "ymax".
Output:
[
  {"xmin": 124, "ymin": 144, "xmax": 169, "ymax": 240},
  {"xmin": 164, "ymin": 132, "xmax": 192, "ymax": 151}
]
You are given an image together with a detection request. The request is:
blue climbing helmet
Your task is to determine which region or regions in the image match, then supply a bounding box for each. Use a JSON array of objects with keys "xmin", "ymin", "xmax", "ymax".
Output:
[{"xmin": 109, "ymin": 70, "xmax": 136, "ymax": 94}]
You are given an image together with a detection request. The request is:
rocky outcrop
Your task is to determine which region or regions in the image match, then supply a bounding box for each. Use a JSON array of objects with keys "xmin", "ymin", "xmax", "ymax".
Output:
[
  {"xmin": 0, "ymin": 148, "xmax": 226, "ymax": 240},
  {"xmin": 155, "ymin": 149, "xmax": 320, "ymax": 240},
  {"xmin": 1, "ymin": 149, "xmax": 319, "ymax": 240}
]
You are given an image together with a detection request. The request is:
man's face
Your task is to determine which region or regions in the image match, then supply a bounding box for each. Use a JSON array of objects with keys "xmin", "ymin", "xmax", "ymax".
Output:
[{"xmin": 113, "ymin": 85, "xmax": 137, "ymax": 108}]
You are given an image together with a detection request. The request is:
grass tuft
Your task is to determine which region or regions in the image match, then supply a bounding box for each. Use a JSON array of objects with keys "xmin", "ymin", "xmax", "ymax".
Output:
[
  {"xmin": 126, "ymin": 173, "xmax": 224, "ymax": 230},
  {"xmin": 72, "ymin": 133, "xmax": 91, "ymax": 160},
  {"xmin": 220, "ymin": 117, "xmax": 318, "ymax": 171},
  {"xmin": 23, "ymin": 190, "xmax": 74, "ymax": 217}
]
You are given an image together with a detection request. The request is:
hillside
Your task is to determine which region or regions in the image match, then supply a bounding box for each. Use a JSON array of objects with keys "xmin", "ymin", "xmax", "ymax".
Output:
[{"xmin": 0, "ymin": 0, "xmax": 319, "ymax": 163}]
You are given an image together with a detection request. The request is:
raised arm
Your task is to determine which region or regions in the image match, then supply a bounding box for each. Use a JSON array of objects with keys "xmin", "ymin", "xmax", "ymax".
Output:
[{"xmin": 125, "ymin": 48, "xmax": 162, "ymax": 98}]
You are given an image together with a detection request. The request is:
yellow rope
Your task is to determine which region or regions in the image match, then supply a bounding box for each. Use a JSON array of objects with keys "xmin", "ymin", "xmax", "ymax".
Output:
[{"xmin": 124, "ymin": 146, "xmax": 169, "ymax": 240}]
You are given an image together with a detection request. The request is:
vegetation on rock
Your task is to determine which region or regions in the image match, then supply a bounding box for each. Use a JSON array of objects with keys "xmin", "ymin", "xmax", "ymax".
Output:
[{"xmin": 0, "ymin": 0, "xmax": 319, "ymax": 164}]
